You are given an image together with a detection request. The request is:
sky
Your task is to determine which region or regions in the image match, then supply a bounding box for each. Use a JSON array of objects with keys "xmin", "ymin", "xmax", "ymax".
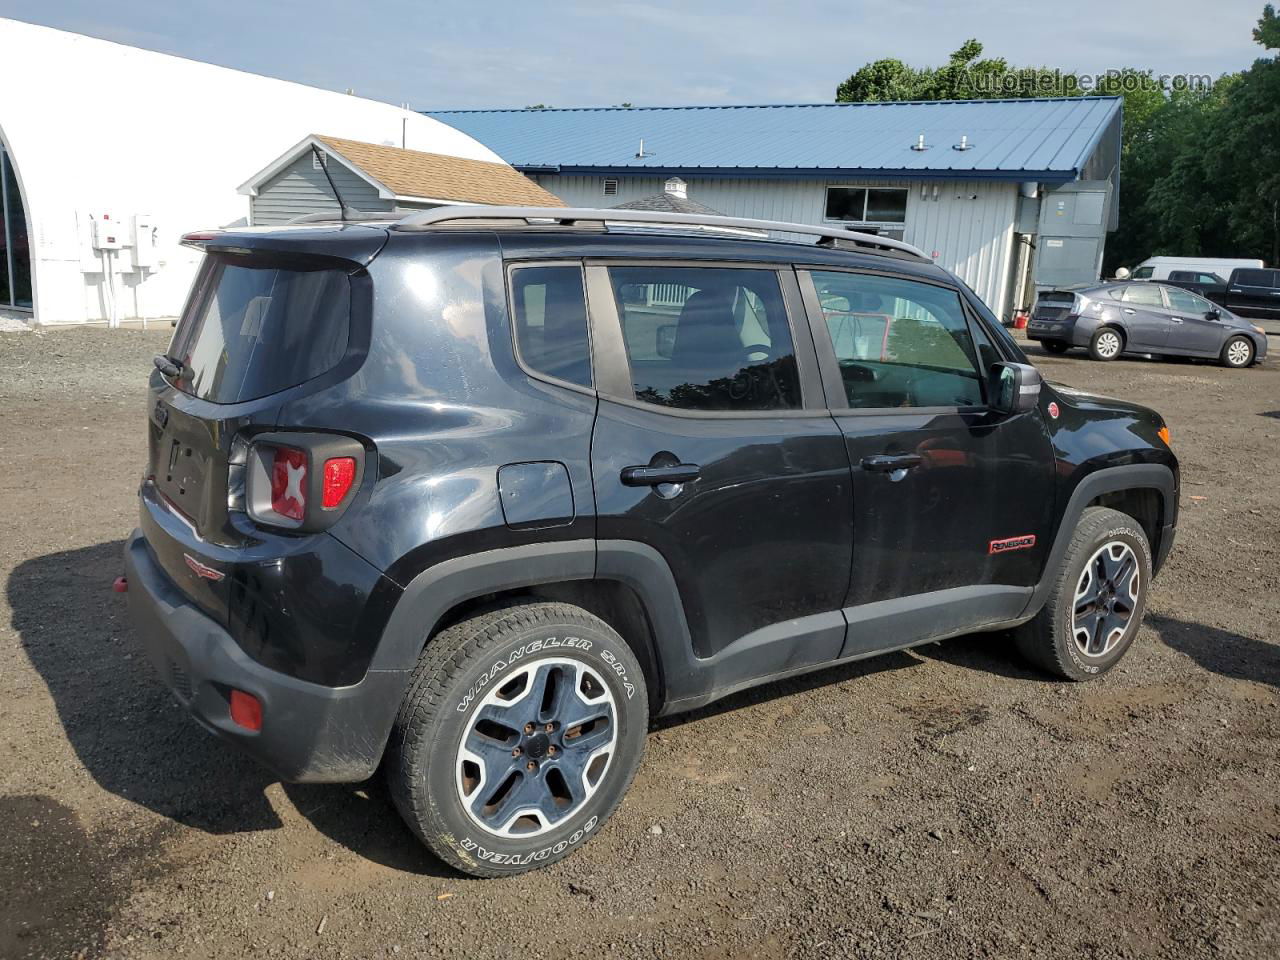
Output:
[{"xmin": 2, "ymin": 0, "xmax": 1271, "ymax": 110}]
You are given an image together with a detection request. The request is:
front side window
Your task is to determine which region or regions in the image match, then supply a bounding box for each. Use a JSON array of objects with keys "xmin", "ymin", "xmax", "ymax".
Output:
[
  {"xmin": 1166, "ymin": 287, "xmax": 1213, "ymax": 314},
  {"xmin": 1131, "ymin": 266, "xmax": 1155, "ymax": 279},
  {"xmin": 1121, "ymin": 284, "xmax": 1166, "ymax": 307},
  {"xmin": 809, "ymin": 270, "xmax": 984, "ymax": 409},
  {"xmin": 607, "ymin": 266, "xmax": 801, "ymax": 411},
  {"xmin": 510, "ymin": 265, "xmax": 592, "ymax": 388},
  {"xmin": 825, "ymin": 187, "xmax": 908, "ymax": 225}
]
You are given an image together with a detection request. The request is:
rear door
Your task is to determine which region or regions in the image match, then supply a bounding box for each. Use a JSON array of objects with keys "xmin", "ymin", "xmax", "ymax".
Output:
[
  {"xmin": 586, "ymin": 261, "xmax": 854, "ymax": 677},
  {"xmin": 1117, "ymin": 283, "xmax": 1172, "ymax": 349},
  {"xmin": 1228, "ymin": 269, "xmax": 1280, "ymax": 319},
  {"xmin": 799, "ymin": 267, "xmax": 1055, "ymax": 655}
]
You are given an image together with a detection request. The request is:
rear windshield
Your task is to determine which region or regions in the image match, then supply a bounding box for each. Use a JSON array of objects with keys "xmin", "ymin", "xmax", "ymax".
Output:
[{"xmin": 169, "ymin": 253, "xmax": 351, "ymax": 403}]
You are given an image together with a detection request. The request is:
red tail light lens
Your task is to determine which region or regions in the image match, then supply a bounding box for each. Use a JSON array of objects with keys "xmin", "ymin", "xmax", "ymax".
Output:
[
  {"xmin": 269, "ymin": 446, "xmax": 308, "ymax": 521},
  {"xmin": 321, "ymin": 457, "xmax": 357, "ymax": 509},
  {"xmin": 229, "ymin": 689, "xmax": 263, "ymax": 731}
]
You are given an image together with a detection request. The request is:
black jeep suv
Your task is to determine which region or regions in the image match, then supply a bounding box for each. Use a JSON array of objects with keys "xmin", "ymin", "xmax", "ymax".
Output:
[{"xmin": 123, "ymin": 207, "xmax": 1178, "ymax": 876}]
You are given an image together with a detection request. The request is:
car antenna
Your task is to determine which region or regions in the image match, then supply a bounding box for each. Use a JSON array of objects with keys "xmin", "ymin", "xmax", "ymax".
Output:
[{"xmin": 311, "ymin": 144, "xmax": 358, "ymax": 222}]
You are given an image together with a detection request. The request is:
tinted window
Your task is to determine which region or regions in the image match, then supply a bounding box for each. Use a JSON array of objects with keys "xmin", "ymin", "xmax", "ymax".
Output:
[
  {"xmin": 510, "ymin": 266, "xmax": 591, "ymax": 388},
  {"xmin": 810, "ymin": 271, "xmax": 983, "ymax": 409},
  {"xmin": 1131, "ymin": 266, "xmax": 1155, "ymax": 279},
  {"xmin": 607, "ymin": 266, "xmax": 801, "ymax": 411},
  {"xmin": 1234, "ymin": 269, "xmax": 1273, "ymax": 287},
  {"xmin": 1122, "ymin": 284, "xmax": 1166, "ymax": 307},
  {"xmin": 1166, "ymin": 287, "xmax": 1213, "ymax": 313},
  {"xmin": 825, "ymin": 187, "xmax": 907, "ymax": 223},
  {"xmin": 171, "ymin": 255, "xmax": 351, "ymax": 403}
]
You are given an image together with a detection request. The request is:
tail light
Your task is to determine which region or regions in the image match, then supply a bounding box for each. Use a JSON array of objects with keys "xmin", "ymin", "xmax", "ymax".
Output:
[{"xmin": 244, "ymin": 433, "xmax": 366, "ymax": 532}]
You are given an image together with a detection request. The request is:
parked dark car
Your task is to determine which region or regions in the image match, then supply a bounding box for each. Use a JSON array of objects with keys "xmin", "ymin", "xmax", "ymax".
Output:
[
  {"xmin": 1160, "ymin": 267, "xmax": 1280, "ymax": 322},
  {"xmin": 1027, "ymin": 281, "xmax": 1267, "ymax": 367},
  {"xmin": 123, "ymin": 207, "xmax": 1179, "ymax": 876}
]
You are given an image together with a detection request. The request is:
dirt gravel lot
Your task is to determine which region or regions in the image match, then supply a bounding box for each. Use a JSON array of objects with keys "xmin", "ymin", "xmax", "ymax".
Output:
[{"xmin": 2, "ymin": 326, "xmax": 1278, "ymax": 960}]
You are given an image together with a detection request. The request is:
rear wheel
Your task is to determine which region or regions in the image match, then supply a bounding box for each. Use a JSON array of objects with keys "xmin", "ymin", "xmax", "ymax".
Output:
[
  {"xmin": 1220, "ymin": 335, "xmax": 1254, "ymax": 368},
  {"xmin": 1088, "ymin": 327, "xmax": 1124, "ymax": 361},
  {"xmin": 1042, "ymin": 340, "xmax": 1071, "ymax": 354},
  {"xmin": 386, "ymin": 601, "xmax": 649, "ymax": 877},
  {"xmin": 1015, "ymin": 507, "xmax": 1151, "ymax": 681}
]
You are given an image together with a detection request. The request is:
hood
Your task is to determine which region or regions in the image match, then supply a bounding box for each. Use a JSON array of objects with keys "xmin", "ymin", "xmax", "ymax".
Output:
[{"xmin": 1046, "ymin": 381, "xmax": 1163, "ymax": 423}]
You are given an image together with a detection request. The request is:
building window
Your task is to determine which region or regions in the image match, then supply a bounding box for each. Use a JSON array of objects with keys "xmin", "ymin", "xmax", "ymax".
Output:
[
  {"xmin": 824, "ymin": 187, "xmax": 908, "ymax": 226},
  {"xmin": 0, "ymin": 143, "xmax": 32, "ymax": 310},
  {"xmin": 602, "ymin": 178, "xmax": 619, "ymax": 197}
]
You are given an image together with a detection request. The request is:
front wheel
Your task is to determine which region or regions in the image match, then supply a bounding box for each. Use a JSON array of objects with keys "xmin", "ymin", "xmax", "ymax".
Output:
[
  {"xmin": 1220, "ymin": 335, "xmax": 1255, "ymax": 368},
  {"xmin": 386, "ymin": 602, "xmax": 649, "ymax": 877},
  {"xmin": 1015, "ymin": 507, "xmax": 1152, "ymax": 681}
]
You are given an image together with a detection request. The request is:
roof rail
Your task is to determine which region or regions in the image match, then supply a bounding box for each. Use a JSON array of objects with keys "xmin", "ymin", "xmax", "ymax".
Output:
[{"xmin": 392, "ymin": 205, "xmax": 928, "ymax": 260}]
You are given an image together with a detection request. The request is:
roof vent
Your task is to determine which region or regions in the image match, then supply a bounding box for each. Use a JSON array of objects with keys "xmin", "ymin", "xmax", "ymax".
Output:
[
  {"xmin": 953, "ymin": 135, "xmax": 973, "ymax": 151},
  {"xmin": 911, "ymin": 134, "xmax": 929, "ymax": 152},
  {"xmin": 635, "ymin": 138, "xmax": 652, "ymax": 159},
  {"xmin": 312, "ymin": 150, "xmax": 328, "ymax": 170},
  {"xmin": 663, "ymin": 177, "xmax": 688, "ymax": 200}
]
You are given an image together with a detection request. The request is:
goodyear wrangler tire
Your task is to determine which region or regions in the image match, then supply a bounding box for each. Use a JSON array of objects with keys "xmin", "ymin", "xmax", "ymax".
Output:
[
  {"xmin": 1014, "ymin": 507, "xmax": 1152, "ymax": 681},
  {"xmin": 385, "ymin": 601, "xmax": 648, "ymax": 877}
]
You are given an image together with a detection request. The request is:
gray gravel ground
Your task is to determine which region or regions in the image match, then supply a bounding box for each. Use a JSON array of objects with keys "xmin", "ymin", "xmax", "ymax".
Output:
[{"xmin": 1, "ymin": 326, "xmax": 1278, "ymax": 960}]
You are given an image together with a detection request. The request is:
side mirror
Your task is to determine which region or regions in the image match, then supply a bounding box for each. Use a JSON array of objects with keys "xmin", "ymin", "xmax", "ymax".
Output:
[
  {"xmin": 655, "ymin": 324, "xmax": 676, "ymax": 359},
  {"xmin": 991, "ymin": 361, "xmax": 1042, "ymax": 415},
  {"xmin": 1205, "ymin": 308, "xmax": 1221, "ymax": 321}
]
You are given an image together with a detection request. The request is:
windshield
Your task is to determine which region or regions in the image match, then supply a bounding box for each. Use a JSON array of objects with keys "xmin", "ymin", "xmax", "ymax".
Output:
[{"xmin": 168, "ymin": 253, "xmax": 352, "ymax": 403}]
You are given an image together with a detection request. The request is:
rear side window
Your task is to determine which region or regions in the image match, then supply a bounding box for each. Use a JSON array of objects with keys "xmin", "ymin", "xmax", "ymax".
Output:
[
  {"xmin": 809, "ymin": 270, "xmax": 983, "ymax": 409},
  {"xmin": 1121, "ymin": 284, "xmax": 1165, "ymax": 307},
  {"xmin": 606, "ymin": 266, "xmax": 801, "ymax": 412},
  {"xmin": 1234, "ymin": 269, "xmax": 1273, "ymax": 287},
  {"xmin": 170, "ymin": 254, "xmax": 351, "ymax": 403},
  {"xmin": 509, "ymin": 265, "xmax": 592, "ymax": 388}
]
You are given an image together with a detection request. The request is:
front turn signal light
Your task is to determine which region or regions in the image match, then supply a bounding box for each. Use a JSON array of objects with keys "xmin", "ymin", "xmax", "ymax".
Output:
[{"xmin": 1157, "ymin": 425, "xmax": 1172, "ymax": 447}]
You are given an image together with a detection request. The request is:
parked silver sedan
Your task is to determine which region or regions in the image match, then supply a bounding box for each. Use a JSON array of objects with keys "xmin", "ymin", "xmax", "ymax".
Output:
[{"xmin": 1027, "ymin": 281, "xmax": 1268, "ymax": 368}]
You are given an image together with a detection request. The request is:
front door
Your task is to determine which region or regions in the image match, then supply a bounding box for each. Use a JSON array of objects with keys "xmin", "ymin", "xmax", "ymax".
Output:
[
  {"xmin": 1228, "ymin": 269, "xmax": 1280, "ymax": 320},
  {"xmin": 1163, "ymin": 285, "xmax": 1227, "ymax": 356},
  {"xmin": 800, "ymin": 267, "xmax": 1055, "ymax": 655},
  {"xmin": 586, "ymin": 262, "xmax": 853, "ymax": 677}
]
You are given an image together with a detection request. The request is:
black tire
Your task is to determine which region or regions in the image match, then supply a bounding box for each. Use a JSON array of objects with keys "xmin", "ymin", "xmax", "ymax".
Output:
[
  {"xmin": 1088, "ymin": 327, "xmax": 1124, "ymax": 362},
  {"xmin": 1014, "ymin": 507, "xmax": 1152, "ymax": 681},
  {"xmin": 385, "ymin": 601, "xmax": 648, "ymax": 877},
  {"xmin": 1220, "ymin": 335, "xmax": 1255, "ymax": 369},
  {"xmin": 1042, "ymin": 340, "xmax": 1071, "ymax": 354}
]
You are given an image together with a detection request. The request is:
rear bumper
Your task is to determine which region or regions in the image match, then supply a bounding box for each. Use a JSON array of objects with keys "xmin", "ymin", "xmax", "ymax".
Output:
[
  {"xmin": 1025, "ymin": 318, "xmax": 1080, "ymax": 343},
  {"xmin": 123, "ymin": 530, "xmax": 408, "ymax": 782}
]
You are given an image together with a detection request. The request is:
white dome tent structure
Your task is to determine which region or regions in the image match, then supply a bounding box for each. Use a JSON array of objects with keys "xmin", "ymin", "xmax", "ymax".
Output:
[{"xmin": 0, "ymin": 18, "xmax": 503, "ymax": 327}]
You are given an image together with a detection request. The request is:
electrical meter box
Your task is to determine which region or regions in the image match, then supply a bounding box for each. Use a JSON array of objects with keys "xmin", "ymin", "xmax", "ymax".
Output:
[
  {"xmin": 132, "ymin": 215, "xmax": 157, "ymax": 268},
  {"xmin": 92, "ymin": 215, "xmax": 124, "ymax": 250}
]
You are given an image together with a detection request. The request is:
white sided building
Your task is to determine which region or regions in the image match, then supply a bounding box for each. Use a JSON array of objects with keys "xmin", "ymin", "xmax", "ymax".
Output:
[{"xmin": 0, "ymin": 19, "xmax": 503, "ymax": 327}]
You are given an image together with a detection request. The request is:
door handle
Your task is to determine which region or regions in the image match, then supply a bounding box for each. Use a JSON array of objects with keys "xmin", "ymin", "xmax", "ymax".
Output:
[
  {"xmin": 1170, "ymin": 317, "xmax": 1184, "ymax": 323},
  {"xmin": 861, "ymin": 454, "xmax": 923, "ymax": 474},
  {"xmin": 1122, "ymin": 308, "xmax": 1136, "ymax": 314},
  {"xmin": 620, "ymin": 463, "xmax": 701, "ymax": 487}
]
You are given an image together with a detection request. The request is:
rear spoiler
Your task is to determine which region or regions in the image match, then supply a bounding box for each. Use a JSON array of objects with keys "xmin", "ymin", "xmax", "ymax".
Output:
[{"xmin": 178, "ymin": 227, "xmax": 388, "ymax": 268}]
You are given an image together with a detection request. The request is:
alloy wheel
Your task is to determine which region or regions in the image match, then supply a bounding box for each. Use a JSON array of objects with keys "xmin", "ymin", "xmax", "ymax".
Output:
[
  {"xmin": 1095, "ymin": 331, "xmax": 1121, "ymax": 359},
  {"xmin": 456, "ymin": 659, "xmax": 617, "ymax": 838},
  {"xmin": 1071, "ymin": 540, "xmax": 1139, "ymax": 658},
  {"xmin": 1226, "ymin": 339, "xmax": 1252, "ymax": 367}
]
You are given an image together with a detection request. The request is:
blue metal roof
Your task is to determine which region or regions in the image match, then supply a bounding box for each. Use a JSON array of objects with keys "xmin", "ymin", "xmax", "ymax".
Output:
[{"xmin": 426, "ymin": 98, "xmax": 1121, "ymax": 182}]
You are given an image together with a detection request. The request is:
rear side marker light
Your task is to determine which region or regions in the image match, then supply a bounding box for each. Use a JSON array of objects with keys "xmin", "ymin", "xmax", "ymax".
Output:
[
  {"xmin": 1157, "ymin": 425, "xmax": 1171, "ymax": 447},
  {"xmin": 269, "ymin": 446, "xmax": 308, "ymax": 521},
  {"xmin": 230, "ymin": 690, "xmax": 263, "ymax": 731},
  {"xmin": 322, "ymin": 457, "xmax": 357, "ymax": 509}
]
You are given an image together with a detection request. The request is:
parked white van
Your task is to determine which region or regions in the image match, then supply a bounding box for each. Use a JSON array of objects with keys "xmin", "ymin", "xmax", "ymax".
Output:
[{"xmin": 1129, "ymin": 256, "xmax": 1265, "ymax": 281}]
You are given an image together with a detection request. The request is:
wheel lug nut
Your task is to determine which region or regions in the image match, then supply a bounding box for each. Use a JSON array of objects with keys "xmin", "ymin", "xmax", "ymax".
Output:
[
  {"xmin": 524, "ymin": 723, "xmax": 535, "ymax": 734},
  {"xmin": 512, "ymin": 747, "xmax": 522, "ymax": 757},
  {"xmin": 526, "ymin": 760, "xmax": 537, "ymax": 772},
  {"xmin": 544, "ymin": 723, "xmax": 554, "ymax": 733},
  {"xmin": 548, "ymin": 745, "xmax": 558, "ymax": 756}
]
